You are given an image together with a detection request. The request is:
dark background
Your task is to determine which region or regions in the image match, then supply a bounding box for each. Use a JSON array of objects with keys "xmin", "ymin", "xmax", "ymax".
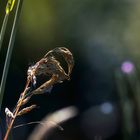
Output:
[{"xmin": 1, "ymin": 0, "xmax": 140, "ymax": 140}]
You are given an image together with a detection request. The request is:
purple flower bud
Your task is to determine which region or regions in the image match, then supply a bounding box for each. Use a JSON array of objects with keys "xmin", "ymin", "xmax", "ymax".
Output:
[{"xmin": 121, "ymin": 61, "xmax": 134, "ymax": 74}]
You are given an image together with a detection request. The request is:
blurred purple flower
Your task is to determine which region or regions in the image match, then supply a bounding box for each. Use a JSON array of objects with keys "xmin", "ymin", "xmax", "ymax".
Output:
[{"xmin": 121, "ymin": 61, "xmax": 134, "ymax": 74}]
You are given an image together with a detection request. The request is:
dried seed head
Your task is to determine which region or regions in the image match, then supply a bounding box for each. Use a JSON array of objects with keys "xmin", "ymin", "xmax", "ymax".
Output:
[
  {"xmin": 27, "ymin": 47, "xmax": 74, "ymax": 94},
  {"xmin": 29, "ymin": 47, "xmax": 74, "ymax": 79}
]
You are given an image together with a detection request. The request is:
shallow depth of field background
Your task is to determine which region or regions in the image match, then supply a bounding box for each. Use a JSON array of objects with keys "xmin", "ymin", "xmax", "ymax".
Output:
[{"xmin": 0, "ymin": 0, "xmax": 140, "ymax": 140}]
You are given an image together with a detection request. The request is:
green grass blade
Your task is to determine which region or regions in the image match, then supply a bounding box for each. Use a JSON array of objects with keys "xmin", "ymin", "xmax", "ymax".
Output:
[
  {"xmin": 0, "ymin": 0, "xmax": 24, "ymax": 110},
  {"xmin": 0, "ymin": 0, "xmax": 16, "ymax": 53},
  {"xmin": 0, "ymin": 14, "xmax": 9, "ymax": 52}
]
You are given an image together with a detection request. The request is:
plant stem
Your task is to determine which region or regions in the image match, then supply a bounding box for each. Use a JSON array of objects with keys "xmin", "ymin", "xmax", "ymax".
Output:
[
  {"xmin": 0, "ymin": 0, "xmax": 24, "ymax": 110},
  {"xmin": 4, "ymin": 75, "xmax": 58, "ymax": 140},
  {"xmin": 4, "ymin": 79, "xmax": 30, "ymax": 140}
]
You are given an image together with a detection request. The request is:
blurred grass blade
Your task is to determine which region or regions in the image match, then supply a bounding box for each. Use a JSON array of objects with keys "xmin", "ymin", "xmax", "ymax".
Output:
[
  {"xmin": 0, "ymin": 14, "xmax": 9, "ymax": 53},
  {"xmin": 0, "ymin": 0, "xmax": 16, "ymax": 53},
  {"xmin": 0, "ymin": 0, "xmax": 24, "ymax": 110},
  {"xmin": 115, "ymin": 70, "xmax": 134, "ymax": 140},
  {"xmin": 28, "ymin": 106, "xmax": 78, "ymax": 140}
]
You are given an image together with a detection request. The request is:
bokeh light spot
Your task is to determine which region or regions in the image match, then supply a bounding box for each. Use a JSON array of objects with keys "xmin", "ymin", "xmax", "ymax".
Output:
[
  {"xmin": 100, "ymin": 102, "xmax": 113, "ymax": 114},
  {"xmin": 121, "ymin": 61, "xmax": 134, "ymax": 74}
]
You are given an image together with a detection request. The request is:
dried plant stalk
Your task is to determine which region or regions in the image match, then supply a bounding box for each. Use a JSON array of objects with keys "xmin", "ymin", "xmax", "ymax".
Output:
[{"xmin": 3, "ymin": 47, "xmax": 74, "ymax": 140}]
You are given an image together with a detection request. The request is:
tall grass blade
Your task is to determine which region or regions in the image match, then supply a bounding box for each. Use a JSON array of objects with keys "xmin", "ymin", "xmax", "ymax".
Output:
[
  {"xmin": 0, "ymin": 0, "xmax": 24, "ymax": 110},
  {"xmin": 0, "ymin": 0, "xmax": 16, "ymax": 54},
  {"xmin": 0, "ymin": 14, "xmax": 9, "ymax": 53}
]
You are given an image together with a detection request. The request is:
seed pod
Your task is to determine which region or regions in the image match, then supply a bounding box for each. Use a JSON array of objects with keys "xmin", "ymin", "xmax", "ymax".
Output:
[
  {"xmin": 21, "ymin": 96, "xmax": 32, "ymax": 106},
  {"xmin": 17, "ymin": 105, "xmax": 36, "ymax": 116}
]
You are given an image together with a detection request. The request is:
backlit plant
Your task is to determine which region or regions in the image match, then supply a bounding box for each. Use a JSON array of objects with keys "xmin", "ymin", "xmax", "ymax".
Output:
[{"xmin": 0, "ymin": 1, "xmax": 74, "ymax": 140}]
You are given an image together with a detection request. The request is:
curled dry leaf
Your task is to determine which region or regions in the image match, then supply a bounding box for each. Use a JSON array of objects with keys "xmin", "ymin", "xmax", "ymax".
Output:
[
  {"xmin": 37, "ymin": 56, "xmax": 69, "ymax": 82},
  {"xmin": 28, "ymin": 47, "xmax": 74, "ymax": 95},
  {"xmin": 44, "ymin": 47, "xmax": 74, "ymax": 76},
  {"xmin": 35, "ymin": 47, "xmax": 74, "ymax": 79},
  {"xmin": 31, "ymin": 75, "xmax": 58, "ymax": 95}
]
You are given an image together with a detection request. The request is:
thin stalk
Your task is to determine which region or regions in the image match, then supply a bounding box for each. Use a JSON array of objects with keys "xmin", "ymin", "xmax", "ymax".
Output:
[
  {"xmin": 0, "ymin": 13, "xmax": 9, "ymax": 52},
  {"xmin": 4, "ymin": 79, "xmax": 30, "ymax": 140},
  {"xmin": 4, "ymin": 75, "xmax": 58, "ymax": 140},
  {"xmin": 0, "ymin": 0, "xmax": 24, "ymax": 110}
]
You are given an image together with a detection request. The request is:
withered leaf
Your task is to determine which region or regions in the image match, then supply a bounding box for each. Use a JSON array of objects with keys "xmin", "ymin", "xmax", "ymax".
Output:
[
  {"xmin": 27, "ymin": 47, "xmax": 74, "ymax": 95},
  {"xmin": 31, "ymin": 75, "xmax": 57, "ymax": 95},
  {"xmin": 33, "ymin": 47, "xmax": 74, "ymax": 79},
  {"xmin": 44, "ymin": 47, "xmax": 74, "ymax": 76}
]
